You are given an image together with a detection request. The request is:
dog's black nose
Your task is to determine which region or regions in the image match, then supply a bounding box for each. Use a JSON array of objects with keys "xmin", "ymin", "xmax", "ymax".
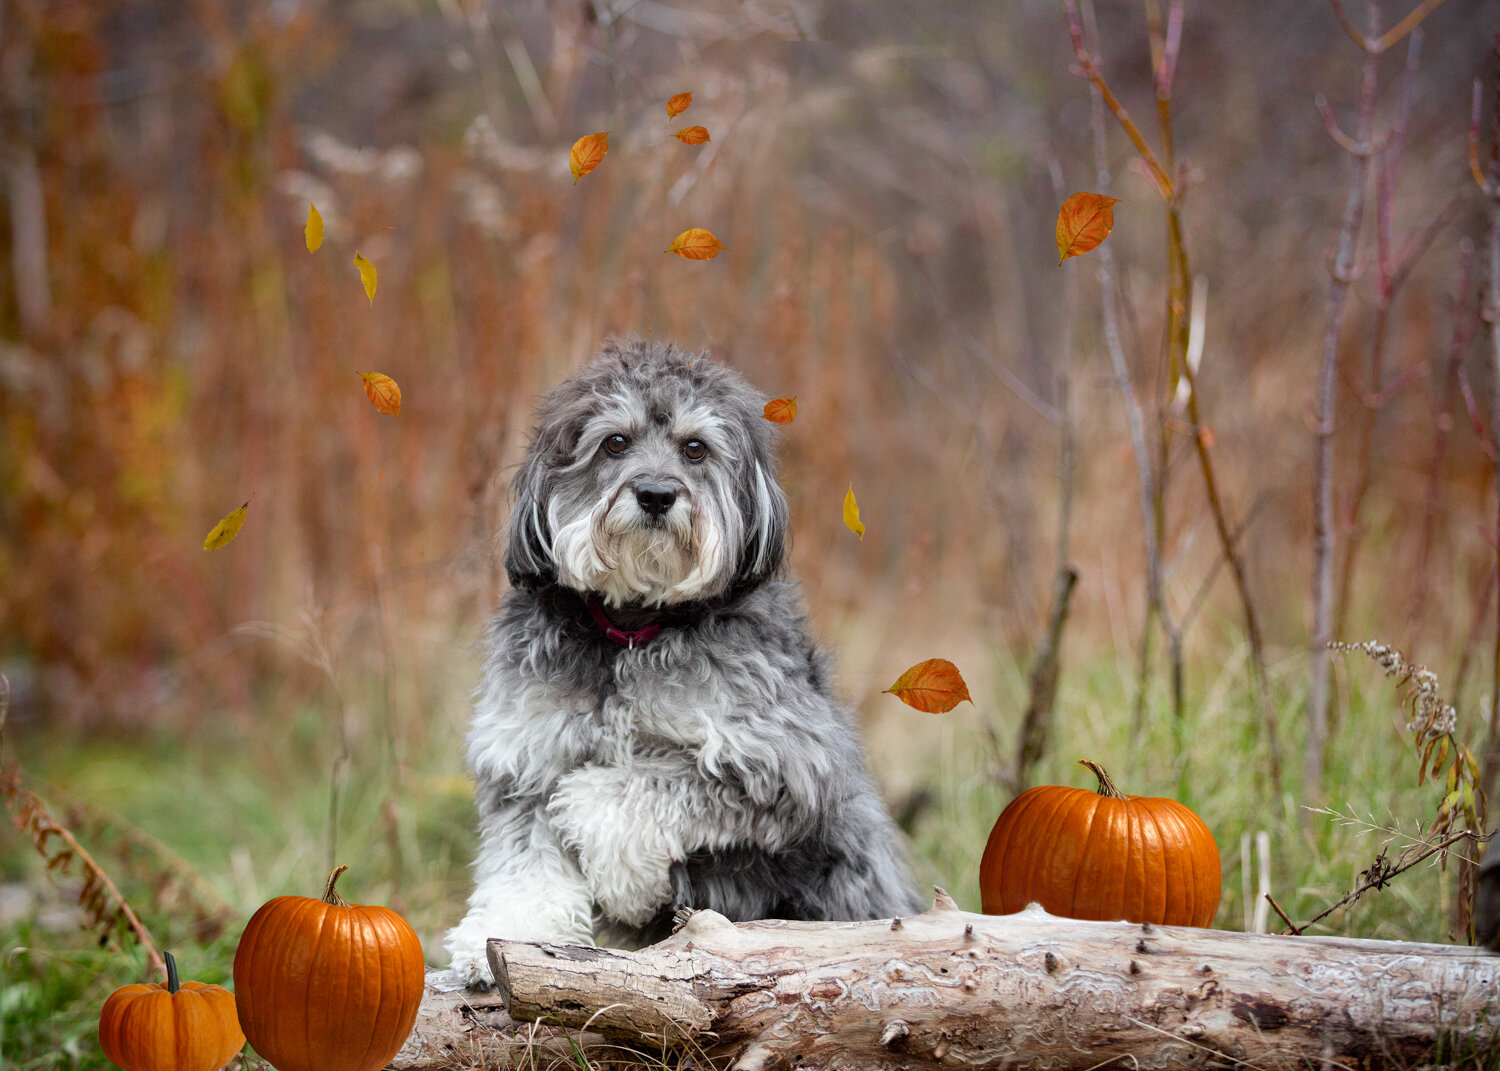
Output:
[{"xmin": 635, "ymin": 482, "xmax": 677, "ymax": 516}]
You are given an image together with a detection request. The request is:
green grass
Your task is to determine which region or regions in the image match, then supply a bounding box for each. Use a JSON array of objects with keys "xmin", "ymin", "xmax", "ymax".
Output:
[{"xmin": 0, "ymin": 641, "xmax": 1487, "ymax": 1070}]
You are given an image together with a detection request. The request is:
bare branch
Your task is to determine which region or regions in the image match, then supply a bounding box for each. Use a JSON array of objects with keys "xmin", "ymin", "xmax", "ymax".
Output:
[
  {"xmin": 1265, "ymin": 893, "xmax": 1303, "ymax": 935},
  {"xmin": 1474, "ymin": 79, "xmax": 1496, "ymax": 195},
  {"xmin": 1063, "ymin": 0, "xmax": 1174, "ymax": 200},
  {"xmin": 1328, "ymin": 0, "xmax": 1449, "ymax": 54},
  {"xmin": 1374, "ymin": 0, "xmax": 1450, "ymax": 54},
  {"xmin": 1316, "ymin": 93, "xmax": 1366, "ymax": 155}
]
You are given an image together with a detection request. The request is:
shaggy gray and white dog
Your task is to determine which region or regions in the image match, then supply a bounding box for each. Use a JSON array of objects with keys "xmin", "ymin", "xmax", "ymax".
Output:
[{"xmin": 444, "ymin": 337, "xmax": 923, "ymax": 985}]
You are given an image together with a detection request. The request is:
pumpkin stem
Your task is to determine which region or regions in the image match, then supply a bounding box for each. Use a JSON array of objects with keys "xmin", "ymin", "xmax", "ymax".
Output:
[
  {"xmin": 1079, "ymin": 759, "xmax": 1127, "ymax": 799},
  {"xmin": 163, "ymin": 950, "xmax": 180, "ymax": 994},
  {"xmin": 322, "ymin": 864, "xmax": 350, "ymax": 907}
]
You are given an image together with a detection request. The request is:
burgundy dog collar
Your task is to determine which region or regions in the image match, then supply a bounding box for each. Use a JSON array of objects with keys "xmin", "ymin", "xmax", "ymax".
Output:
[{"xmin": 584, "ymin": 595, "xmax": 663, "ymax": 649}]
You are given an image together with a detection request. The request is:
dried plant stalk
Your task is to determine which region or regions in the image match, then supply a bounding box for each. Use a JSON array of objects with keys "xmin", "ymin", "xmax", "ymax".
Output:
[{"xmin": 0, "ymin": 676, "xmax": 165, "ymax": 978}]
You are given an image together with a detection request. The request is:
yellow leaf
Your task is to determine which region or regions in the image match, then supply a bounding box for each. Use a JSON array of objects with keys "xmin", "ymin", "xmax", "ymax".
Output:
[
  {"xmin": 1056, "ymin": 192, "xmax": 1122, "ymax": 264},
  {"xmin": 570, "ymin": 132, "xmax": 609, "ymax": 183},
  {"xmin": 667, "ymin": 92, "xmax": 692, "ymax": 120},
  {"xmin": 358, "ymin": 371, "xmax": 402, "ymax": 417},
  {"xmin": 884, "ymin": 658, "xmax": 973, "ymax": 714},
  {"xmin": 672, "ymin": 125, "xmax": 710, "ymax": 146},
  {"xmin": 353, "ymin": 250, "xmax": 377, "ymax": 303},
  {"xmin": 305, "ymin": 203, "xmax": 324, "ymax": 253},
  {"xmin": 204, "ymin": 502, "xmax": 249, "ymax": 551},
  {"xmin": 763, "ymin": 397, "xmax": 797, "ymax": 424},
  {"xmin": 843, "ymin": 484, "xmax": 865, "ymax": 541},
  {"xmin": 665, "ymin": 228, "xmax": 726, "ymax": 260}
]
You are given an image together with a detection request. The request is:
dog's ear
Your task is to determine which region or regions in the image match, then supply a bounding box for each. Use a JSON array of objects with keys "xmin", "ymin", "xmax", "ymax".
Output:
[
  {"xmin": 503, "ymin": 440, "xmax": 556, "ymax": 588},
  {"xmin": 736, "ymin": 458, "xmax": 789, "ymax": 588}
]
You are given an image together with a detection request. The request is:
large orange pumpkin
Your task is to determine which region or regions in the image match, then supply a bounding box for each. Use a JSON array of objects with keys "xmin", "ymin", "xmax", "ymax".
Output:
[
  {"xmin": 98, "ymin": 951, "xmax": 245, "ymax": 1071},
  {"xmin": 980, "ymin": 759, "xmax": 1221, "ymax": 927},
  {"xmin": 233, "ymin": 865, "xmax": 424, "ymax": 1071}
]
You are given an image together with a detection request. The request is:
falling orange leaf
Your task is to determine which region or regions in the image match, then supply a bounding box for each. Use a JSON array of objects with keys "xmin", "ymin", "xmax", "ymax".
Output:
[
  {"xmin": 672, "ymin": 125, "xmax": 710, "ymax": 146},
  {"xmin": 570, "ymin": 132, "xmax": 609, "ymax": 184},
  {"xmin": 666, "ymin": 228, "xmax": 725, "ymax": 260},
  {"xmin": 204, "ymin": 502, "xmax": 249, "ymax": 551},
  {"xmin": 353, "ymin": 251, "xmax": 377, "ymax": 303},
  {"xmin": 305, "ymin": 203, "xmax": 324, "ymax": 253},
  {"xmin": 843, "ymin": 484, "xmax": 865, "ymax": 541},
  {"xmin": 884, "ymin": 658, "xmax": 973, "ymax": 714},
  {"xmin": 667, "ymin": 92, "xmax": 692, "ymax": 120},
  {"xmin": 1056, "ymin": 192, "xmax": 1122, "ymax": 264},
  {"xmin": 763, "ymin": 397, "xmax": 797, "ymax": 424},
  {"xmin": 358, "ymin": 371, "xmax": 402, "ymax": 417}
]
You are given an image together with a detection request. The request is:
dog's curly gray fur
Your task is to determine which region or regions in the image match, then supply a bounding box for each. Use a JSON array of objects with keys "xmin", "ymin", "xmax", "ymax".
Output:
[{"xmin": 444, "ymin": 337, "xmax": 923, "ymax": 985}]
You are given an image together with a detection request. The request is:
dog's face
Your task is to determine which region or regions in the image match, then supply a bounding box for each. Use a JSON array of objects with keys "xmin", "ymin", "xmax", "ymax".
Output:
[{"xmin": 505, "ymin": 338, "xmax": 789, "ymax": 606}]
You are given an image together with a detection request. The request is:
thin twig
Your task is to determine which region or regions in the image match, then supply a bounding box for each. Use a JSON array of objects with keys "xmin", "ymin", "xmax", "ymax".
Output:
[
  {"xmin": 1014, "ymin": 547, "xmax": 1080, "ymax": 795},
  {"xmin": 1063, "ymin": 0, "xmax": 1174, "ymax": 200},
  {"xmin": 1474, "ymin": 79, "xmax": 1495, "ymax": 195},
  {"xmin": 1328, "ymin": 0, "xmax": 1450, "ymax": 54},
  {"xmin": 1308, "ymin": 0, "xmax": 1380, "ymax": 799},
  {"xmin": 1265, "ymin": 894, "xmax": 1302, "ymax": 935}
]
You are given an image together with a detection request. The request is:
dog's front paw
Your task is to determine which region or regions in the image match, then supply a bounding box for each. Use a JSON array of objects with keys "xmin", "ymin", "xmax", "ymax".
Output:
[
  {"xmin": 444, "ymin": 917, "xmax": 499, "ymax": 988},
  {"xmin": 548, "ymin": 767, "xmax": 676, "ymax": 926},
  {"xmin": 449, "ymin": 949, "xmax": 495, "ymax": 989}
]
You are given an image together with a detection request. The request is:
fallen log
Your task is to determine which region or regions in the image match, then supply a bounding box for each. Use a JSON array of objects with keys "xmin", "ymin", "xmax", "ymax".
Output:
[{"xmin": 479, "ymin": 890, "xmax": 1500, "ymax": 1070}]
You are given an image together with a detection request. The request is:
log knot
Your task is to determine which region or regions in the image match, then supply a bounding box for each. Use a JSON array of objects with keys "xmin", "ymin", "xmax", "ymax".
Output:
[{"xmin": 881, "ymin": 1019, "xmax": 911, "ymax": 1050}]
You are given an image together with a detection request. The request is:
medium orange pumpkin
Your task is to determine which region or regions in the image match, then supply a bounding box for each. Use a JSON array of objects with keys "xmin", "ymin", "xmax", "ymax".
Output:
[
  {"xmin": 980, "ymin": 759, "xmax": 1221, "ymax": 927},
  {"xmin": 233, "ymin": 865, "xmax": 424, "ymax": 1071},
  {"xmin": 98, "ymin": 951, "xmax": 245, "ymax": 1071}
]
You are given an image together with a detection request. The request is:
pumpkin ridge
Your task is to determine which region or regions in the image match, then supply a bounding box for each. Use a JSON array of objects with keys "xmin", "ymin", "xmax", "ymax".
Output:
[
  {"xmin": 981, "ymin": 787, "xmax": 1039, "ymax": 913},
  {"xmin": 266, "ymin": 897, "xmax": 303, "ymax": 1063},
  {"xmin": 1005, "ymin": 788, "xmax": 1055, "ymax": 912},
  {"xmin": 1147, "ymin": 802, "xmax": 1178, "ymax": 923},
  {"xmin": 118, "ymin": 994, "xmax": 148, "ymax": 1070},
  {"xmin": 1164, "ymin": 804, "xmax": 1196, "ymax": 925},
  {"xmin": 987, "ymin": 788, "xmax": 1036, "ymax": 911},
  {"xmin": 996, "ymin": 788, "xmax": 1048, "ymax": 911},
  {"xmin": 1190, "ymin": 808, "xmax": 1222, "ymax": 925},
  {"xmin": 1067, "ymin": 791, "xmax": 1105, "ymax": 918},
  {"xmin": 1104, "ymin": 793, "xmax": 1133, "ymax": 920},
  {"xmin": 355, "ymin": 911, "xmax": 384, "ymax": 1071},
  {"xmin": 176, "ymin": 985, "xmax": 210, "ymax": 1070},
  {"xmin": 303, "ymin": 896, "xmax": 332, "ymax": 1065},
  {"xmin": 1128, "ymin": 798, "xmax": 1152, "ymax": 924},
  {"xmin": 1032, "ymin": 786, "xmax": 1080, "ymax": 913},
  {"xmin": 204, "ymin": 984, "xmax": 244, "ymax": 1068}
]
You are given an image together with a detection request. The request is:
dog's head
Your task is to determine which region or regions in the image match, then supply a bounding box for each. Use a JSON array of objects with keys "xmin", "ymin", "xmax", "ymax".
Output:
[{"xmin": 504, "ymin": 338, "xmax": 789, "ymax": 606}]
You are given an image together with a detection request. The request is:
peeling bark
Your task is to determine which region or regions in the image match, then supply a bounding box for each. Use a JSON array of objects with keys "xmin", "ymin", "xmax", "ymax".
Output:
[{"xmin": 393, "ymin": 972, "xmax": 610, "ymax": 1070}]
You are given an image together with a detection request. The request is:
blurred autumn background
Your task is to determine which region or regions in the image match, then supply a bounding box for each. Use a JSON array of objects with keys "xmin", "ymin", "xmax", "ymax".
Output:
[{"xmin": 3, "ymin": 0, "xmax": 1500, "ymax": 1063}]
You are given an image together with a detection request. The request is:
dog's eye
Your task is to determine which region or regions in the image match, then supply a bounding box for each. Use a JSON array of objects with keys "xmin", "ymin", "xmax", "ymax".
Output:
[
  {"xmin": 682, "ymin": 440, "xmax": 708, "ymax": 462},
  {"xmin": 603, "ymin": 434, "xmax": 630, "ymax": 456}
]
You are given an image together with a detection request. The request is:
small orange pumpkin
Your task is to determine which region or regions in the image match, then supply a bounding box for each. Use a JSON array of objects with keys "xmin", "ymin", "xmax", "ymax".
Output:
[
  {"xmin": 233, "ymin": 864, "xmax": 424, "ymax": 1071},
  {"xmin": 98, "ymin": 951, "xmax": 245, "ymax": 1071},
  {"xmin": 980, "ymin": 759, "xmax": 1221, "ymax": 927}
]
